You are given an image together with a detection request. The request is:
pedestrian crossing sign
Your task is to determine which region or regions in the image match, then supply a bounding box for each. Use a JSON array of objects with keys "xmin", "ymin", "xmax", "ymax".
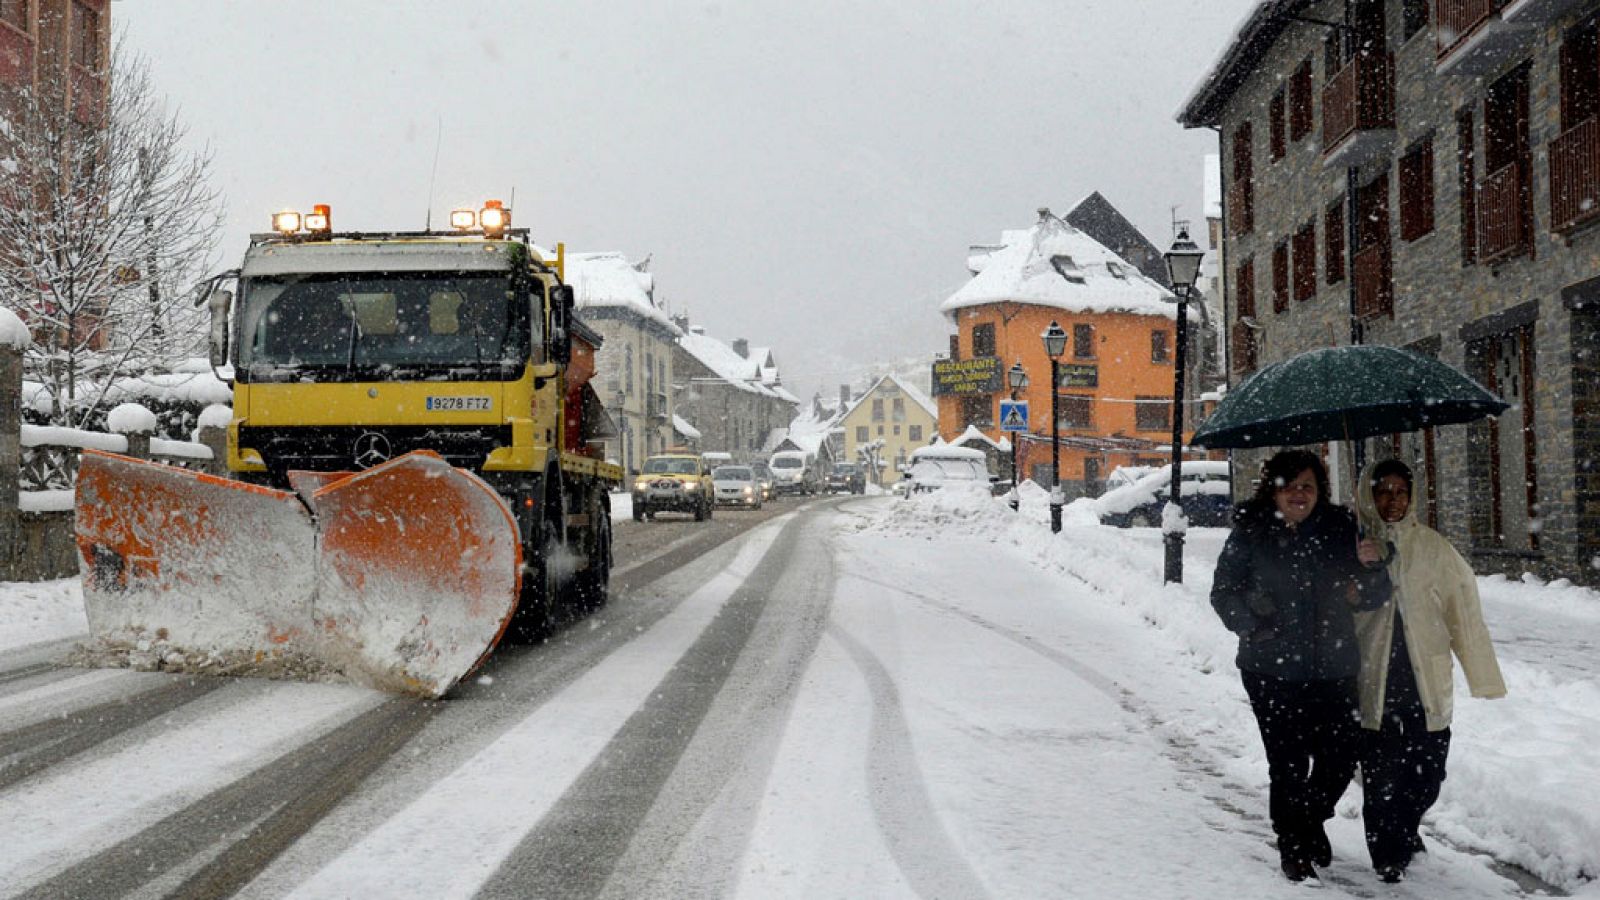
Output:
[{"xmin": 999, "ymin": 401, "xmax": 1029, "ymax": 432}]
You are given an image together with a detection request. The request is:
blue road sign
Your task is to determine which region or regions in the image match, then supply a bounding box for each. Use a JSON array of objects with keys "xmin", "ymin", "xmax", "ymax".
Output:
[{"xmin": 999, "ymin": 400, "xmax": 1029, "ymax": 432}]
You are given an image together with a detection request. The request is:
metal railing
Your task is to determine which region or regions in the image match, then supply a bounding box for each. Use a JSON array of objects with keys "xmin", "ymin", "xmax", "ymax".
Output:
[
  {"xmin": 1322, "ymin": 52, "xmax": 1394, "ymax": 156},
  {"xmin": 1551, "ymin": 117, "xmax": 1600, "ymax": 233},
  {"xmin": 1436, "ymin": 0, "xmax": 1504, "ymax": 58},
  {"xmin": 1477, "ymin": 161, "xmax": 1531, "ymax": 263}
]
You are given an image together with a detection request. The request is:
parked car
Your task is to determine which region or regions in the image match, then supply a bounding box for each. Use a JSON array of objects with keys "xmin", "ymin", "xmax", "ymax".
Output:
[
  {"xmin": 712, "ymin": 465, "xmax": 763, "ymax": 509},
  {"xmin": 769, "ymin": 450, "xmax": 818, "ymax": 496},
  {"xmin": 903, "ymin": 446, "xmax": 994, "ymax": 494},
  {"xmin": 750, "ymin": 461, "xmax": 776, "ymax": 501},
  {"xmin": 1094, "ymin": 460, "xmax": 1233, "ymax": 528},
  {"xmin": 632, "ymin": 453, "xmax": 715, "ymax": 521},
  {"xmin": 826, "ymin": 462, "xmax": 866, "ymax": 494},
  {"xmin": 1104, "ymin": 464, "xmax": 1160, "ymax": 491}
]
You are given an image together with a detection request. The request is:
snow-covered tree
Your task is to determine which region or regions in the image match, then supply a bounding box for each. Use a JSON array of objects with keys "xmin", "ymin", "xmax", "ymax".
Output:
[{"xmin": 0, "ymin": 40, "xmax": 224, "ymax": 429}]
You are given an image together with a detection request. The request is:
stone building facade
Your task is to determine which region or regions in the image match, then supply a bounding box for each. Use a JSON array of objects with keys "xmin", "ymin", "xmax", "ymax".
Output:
[
  {"xmin": 567, "ymin": 252, "xmax": 679, "ymax": 474},
  {"xmin": 1181, "ymin": 0, "xmax": 1600, "ymax": 583},
  {"xmin": 671, "ymin": 323, "xmax": 799, "ymax": 462}
]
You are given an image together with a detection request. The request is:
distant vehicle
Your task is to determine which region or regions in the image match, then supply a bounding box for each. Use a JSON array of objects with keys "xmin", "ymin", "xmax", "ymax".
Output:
[
  {"xmin": 826, "ymin": 462, "xmax": 866, "ymax": 494},
  {"xmin": 769, "ymin": 450, "xmax": 818, "ymax": 496},
  {"xmin": 701, "ymin": 451, "xmax": 734, "ymax": 468},
  {"xmin": 904, "ymin": 446, "xmax": 994, "ymax": 494},
  {"xmin": 1095, "ymin": 460, "xmax": 1233, "ymax": 528},
  {"xmin": 633, "ymin": 454, "xmax": 715, "ymax": 521},
  {"xmin": 712, "ymin": 465, "xmax": 763, "ymax": 509},
  {"xmin": 750, "ymin": 462, "xmax": 776, "ymax": 501}
]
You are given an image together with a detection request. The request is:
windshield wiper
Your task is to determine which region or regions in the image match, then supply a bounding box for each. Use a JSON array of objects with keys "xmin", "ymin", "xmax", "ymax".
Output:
[{"xmin": 345, "ymin": 306, "xmax": 363, "ymax": 371}]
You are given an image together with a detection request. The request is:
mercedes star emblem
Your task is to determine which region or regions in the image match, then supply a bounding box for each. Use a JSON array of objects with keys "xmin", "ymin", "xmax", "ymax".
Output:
[{"xmin": 352, "ymin": 432, "xmax": 392, "ymax": 469}]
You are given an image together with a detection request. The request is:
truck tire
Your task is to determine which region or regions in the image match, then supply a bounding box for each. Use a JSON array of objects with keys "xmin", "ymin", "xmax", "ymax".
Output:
[
  {"xmin": 694, "ymin": 500, "xmax": 707, "ymax": 522},
  {"xmin": 574, "ymin": 508, "xmax": 611, "ymax": 612},
  {"xmin": 633, "ymin": 505, "xmax": 644, "ymax": 522}
]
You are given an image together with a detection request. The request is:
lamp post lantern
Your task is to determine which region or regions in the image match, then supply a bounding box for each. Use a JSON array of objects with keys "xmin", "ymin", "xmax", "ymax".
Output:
[
  {"xmin": 1007, "ymin": 360, "xmax": 1029, "ymax": 512},
  {"xmin": 1041, "ymin": 321, "xmax": 1068, "ymax": 533},
  {"xmin": 1162, "ymin": 228, "xmax": 1205, "ymax": 584}
]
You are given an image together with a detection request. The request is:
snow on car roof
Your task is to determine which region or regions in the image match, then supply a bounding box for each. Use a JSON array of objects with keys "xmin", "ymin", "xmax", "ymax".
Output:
[
  {"xmin": 910, "ymin": 445, "xmax": 986, "ymax": 461},
  {"xmin": 1093, "ymin": 461, "xmax": 1232, "ymax": 516}
]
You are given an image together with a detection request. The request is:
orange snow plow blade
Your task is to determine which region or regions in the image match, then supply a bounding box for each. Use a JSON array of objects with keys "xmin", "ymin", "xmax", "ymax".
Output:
[{"xmin": 74, "ymin": 449, "xmax": 521, "ymax": 698}]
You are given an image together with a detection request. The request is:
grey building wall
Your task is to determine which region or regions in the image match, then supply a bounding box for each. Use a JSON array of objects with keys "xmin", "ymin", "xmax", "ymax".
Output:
[
  {"xmin": 579, "ymin": 308, "xmax": 676, "ymax": 475},
  {"xmin": 1207, "ymin": 0, "xmax": 1600, "ymax": 583},
  {"xmin": 670, "ymin": 345, "xmax": 796, "ymax": 462}
]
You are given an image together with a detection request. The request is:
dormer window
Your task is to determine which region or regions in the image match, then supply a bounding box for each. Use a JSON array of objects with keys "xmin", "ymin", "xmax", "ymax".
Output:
[
  {"xmin": 1051, "ymin": 255, "xmax": 1085, "ymax": 283},
  {"xmin": 1105, "ymin": 262, "xmax": 1127, "ymax": 280}
]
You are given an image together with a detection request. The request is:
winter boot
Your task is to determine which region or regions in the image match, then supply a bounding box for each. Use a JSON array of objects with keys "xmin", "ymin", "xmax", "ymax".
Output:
[
  {"xmin": 1307, "ymin": 823, "xmax": 1332, "ymax": 868},
  {"xmin": 1281, "ymin": 855, "xmax": 1318, "ymax": 882}
]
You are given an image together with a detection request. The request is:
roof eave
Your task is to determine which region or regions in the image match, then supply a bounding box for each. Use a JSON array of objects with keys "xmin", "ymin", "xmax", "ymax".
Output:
[{"xmin": 1175, "ymin": 1, "xmax": 1307, "ymax": 129}]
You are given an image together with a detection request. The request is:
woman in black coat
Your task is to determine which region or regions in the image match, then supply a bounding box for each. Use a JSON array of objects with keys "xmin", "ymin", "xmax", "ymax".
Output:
[{"xmin": 1210, "ymin": 450, "xmax": 1390, "ymax": 882}]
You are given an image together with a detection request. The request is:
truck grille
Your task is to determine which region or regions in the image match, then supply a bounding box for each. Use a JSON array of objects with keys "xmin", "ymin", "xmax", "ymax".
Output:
[{"xmin": 239, "ymin": 425, "xmax": 514, "ymax": 473}]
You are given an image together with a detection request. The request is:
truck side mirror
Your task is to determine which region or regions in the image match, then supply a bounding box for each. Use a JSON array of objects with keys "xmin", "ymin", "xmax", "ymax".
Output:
[
  {"xmin": 550, "ymin": 284, "xmax": 574, "ymax": 365},
  {"xmin": 208, "ymin": 288, "xmax": 232, "ymax": 369}
]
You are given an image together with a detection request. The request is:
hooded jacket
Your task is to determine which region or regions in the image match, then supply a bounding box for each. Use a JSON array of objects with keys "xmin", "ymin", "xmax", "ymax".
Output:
[
  {"xmin": 1211, "ymin": 497, "xmax": 1390, "ymax": 681},
  {"xmin": 1353, "ymin": 460, "xmax": 1506, "ymax": 732}
]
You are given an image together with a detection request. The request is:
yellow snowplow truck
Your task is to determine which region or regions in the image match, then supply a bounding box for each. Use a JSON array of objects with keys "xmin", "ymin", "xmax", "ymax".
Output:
[{"xmin": 73, "ymin": 202, "xmax": 622, "ymax": 698}]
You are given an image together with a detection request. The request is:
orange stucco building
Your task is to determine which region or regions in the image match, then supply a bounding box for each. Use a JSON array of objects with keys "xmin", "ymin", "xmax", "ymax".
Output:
[{"xmin": 936, "ymin": 208, "xmax": 1201, "ymax": 496}]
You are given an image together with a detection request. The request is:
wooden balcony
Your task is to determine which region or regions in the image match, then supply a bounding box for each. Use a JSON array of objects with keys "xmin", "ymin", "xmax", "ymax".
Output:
[
  {"xmin": 1227, "ymin": 179, "xmax": 1253, "ymax": 236},
  {"xmin": 1477, "ymin": 162, "xmax": 1532, "ymax": 263},
  {"xmin": 1353, "ymin": 243, "xmax": 1392, "ymax": 320},
  {"xmin": 1322, "ymin": 52, "xmax": 1395, "ymax": 169},
  {"xmin": 1438, "ymin": 0, "xmax": 1500, "ymax": 56},
  {"xmin": 1550, "ymin": 117, "xmax": 1600, "ymax": 234}
]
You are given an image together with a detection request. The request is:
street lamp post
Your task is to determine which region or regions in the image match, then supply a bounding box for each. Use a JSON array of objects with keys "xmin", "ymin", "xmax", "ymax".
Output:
[
  {"xmin": 1162, "ymin": 228, "xmax": 1205, "ymax": 584},
  {"xmin": 1041, "ymin": 321, "xmax": 1068, "ymax": 533},
  {"xmin": 1007, "ymin": 360, "xmax": 1029, "ymax": 512}
]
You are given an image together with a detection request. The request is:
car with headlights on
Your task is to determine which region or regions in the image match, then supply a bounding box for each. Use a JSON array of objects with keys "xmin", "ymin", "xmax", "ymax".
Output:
[
  {"xmin": 632, "ymin": 454, "xmax": 714, "ymax": 521},
  {"xmin": 750, "ymin": 461, "xmax": 776, "ymax": 501},
  {"xmin": 712, "ymin": 465, "xmax": 763, "ymax": 509},
  {"xmin": 825, "ymin": 462, "xmax": 866, "ymax": 494}
]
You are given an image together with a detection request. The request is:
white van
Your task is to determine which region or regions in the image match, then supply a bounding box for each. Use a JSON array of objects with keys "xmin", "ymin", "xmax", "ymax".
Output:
[{"xmin": 768, "ymin": 450, "xmax": 817, "ymax": 496}]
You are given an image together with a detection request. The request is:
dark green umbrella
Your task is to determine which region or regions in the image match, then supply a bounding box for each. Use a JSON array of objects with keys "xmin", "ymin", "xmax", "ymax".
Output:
[{"xmin": 1190, "ymin": 345, "xmax": 1508, "ymax": 449}]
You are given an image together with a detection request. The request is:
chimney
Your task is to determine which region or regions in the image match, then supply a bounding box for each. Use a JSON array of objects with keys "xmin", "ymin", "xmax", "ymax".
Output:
[
  {"xmin": 839, "ymin": 385, "xmax": 851, "ymax": 408},
  {"xmin": 671, "ymin": 313, "xmax": 690, "ymax": 332},
  {"xmin": 732, "ymin": 338, "xmax": 749, "ymax": 358}
]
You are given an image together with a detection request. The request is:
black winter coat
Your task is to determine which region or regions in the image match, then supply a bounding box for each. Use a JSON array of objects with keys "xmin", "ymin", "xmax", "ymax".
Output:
[{"xmin": 1210, "ymin": 501, "xmax": 1390, "ymax": 681}]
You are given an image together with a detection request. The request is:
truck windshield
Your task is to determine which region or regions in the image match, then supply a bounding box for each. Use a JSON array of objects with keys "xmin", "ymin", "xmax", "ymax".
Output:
[{"xmin": 237, "ymin": 271, "xmax": 531, "ymax": 381}]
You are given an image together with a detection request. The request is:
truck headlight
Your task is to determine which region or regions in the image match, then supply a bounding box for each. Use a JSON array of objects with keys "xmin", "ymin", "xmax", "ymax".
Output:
[{"xmin": 682, "ymin": 482, "xmax": 698, "ymax": 492}]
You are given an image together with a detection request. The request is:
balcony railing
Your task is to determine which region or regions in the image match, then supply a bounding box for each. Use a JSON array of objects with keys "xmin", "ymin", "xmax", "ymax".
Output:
[
  {"xmin": 1550, "ymin": 117, "xmax": 1600, "ymax": 234},
  {"xmin": 1227, "ymin": 179, "xmax": 1253, "ymax": 235},
  {"xmin": 1477, "ymin": 162, "xmax": 1531, "ymax": 263},
  {"xmin": 1323, "ymin": 52, "xmax": 1395, "ymax": 157},
  {"xmin": 1437, "ymin": 0, "xmax": 1504, "ymax": 58},
  {"xmin": 1353, "ymin": 243, "xmax": 1393, "ymax": 319}
]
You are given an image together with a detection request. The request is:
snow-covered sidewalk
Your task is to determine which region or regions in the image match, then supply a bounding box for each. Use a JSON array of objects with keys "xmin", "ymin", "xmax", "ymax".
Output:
[{"xmin": 857, "ymin": 484, "xmax": 1598, "ymax": 896}]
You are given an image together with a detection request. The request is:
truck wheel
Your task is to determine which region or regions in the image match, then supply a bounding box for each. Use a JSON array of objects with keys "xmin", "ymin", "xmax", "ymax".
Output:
[
  {"xmin": 633, "ymin": 505, "xmax": 644, "ymax": 522},
  {"xmin": 575, "ymin": 513, "xmax": 611, "ymax": 612},
  {"xmin": 705, "ymin": 500, "xmax": 713, "ymax": 520}
]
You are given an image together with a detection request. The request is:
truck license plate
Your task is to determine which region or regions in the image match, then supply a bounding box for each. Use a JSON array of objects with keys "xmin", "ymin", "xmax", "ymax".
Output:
[{"xmin": 426, "ymin": 396, "xmax": 491, "ymax": 411}]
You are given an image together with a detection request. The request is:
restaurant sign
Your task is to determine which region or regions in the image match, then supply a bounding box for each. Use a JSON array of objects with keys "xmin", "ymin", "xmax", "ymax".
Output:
[
  {"xmin": 1056, "ymin": 363, "xmax": 1098, "ymax": 389},
  {"xmin": 931, "ymin": 356, "xmax": 1002, "ymax": 396}
]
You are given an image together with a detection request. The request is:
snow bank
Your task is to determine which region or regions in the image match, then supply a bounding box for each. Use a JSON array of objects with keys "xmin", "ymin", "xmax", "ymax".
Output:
[
  {"xmin": 0, "ymin": 307, "xmax": 28, "ymax": 349},
  {"xmin": 0, "ymin": 578, "xmax": 86, "ymax": 652},
  {"xmin": 860, "ymin": 487, "xmax": 1600, "ymax": 893}
]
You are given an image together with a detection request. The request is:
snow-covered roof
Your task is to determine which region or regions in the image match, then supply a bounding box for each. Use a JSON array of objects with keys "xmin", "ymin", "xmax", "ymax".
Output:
[
  {"xmin": 942, "ymin": 209, "xmax": 1181, "ymax": 320},
  {"xmin": 566, "ymin": 252, "xmax": 679, "ymax": 333},
  {"xmin": 952, "ymin": 424, "xmax": 1010, "ymax": 453},
  {"xmin": 678, "ymin": 329, "xmax": 785, "ymax": 400},
  {"xmin": 672, "ymin": 414, "xmax": 701, "ymax": 441},
  {"xmin": 841, "ymin": 373, "xmax": 937, "ymax": 422}
]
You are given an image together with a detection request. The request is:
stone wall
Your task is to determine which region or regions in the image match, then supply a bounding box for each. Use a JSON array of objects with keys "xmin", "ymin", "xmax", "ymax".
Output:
[{"xmin": 1213, "ymin": 1, "xmax": 1600, "ymax": 583}]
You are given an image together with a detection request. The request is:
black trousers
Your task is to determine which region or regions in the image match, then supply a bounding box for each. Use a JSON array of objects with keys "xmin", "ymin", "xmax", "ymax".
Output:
[
  {"xmin": 1242, "ymin": 672, "xmax": 1362, "ymax": 858},
  {"xmin": 1361, "ymin": 708, "xmax": 1451, "ymax": 869}
]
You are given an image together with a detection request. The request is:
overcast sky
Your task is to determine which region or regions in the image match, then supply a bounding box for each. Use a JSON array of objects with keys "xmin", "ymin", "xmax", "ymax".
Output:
[{"xmin": 119, "ymin": 0, "xmax": 1258, "ymax": 402}]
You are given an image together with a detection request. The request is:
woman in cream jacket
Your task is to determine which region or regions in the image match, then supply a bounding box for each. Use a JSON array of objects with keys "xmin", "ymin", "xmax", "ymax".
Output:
[{"xmin": 1353, "ymin": 458, "xmax": 1506, "ymax": 883}]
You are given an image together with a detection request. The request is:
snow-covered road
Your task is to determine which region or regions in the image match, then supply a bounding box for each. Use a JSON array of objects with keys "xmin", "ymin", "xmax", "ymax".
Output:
[{"xmin": 0, "ymin": 490, "xmax": 1594, "ymax": 898}]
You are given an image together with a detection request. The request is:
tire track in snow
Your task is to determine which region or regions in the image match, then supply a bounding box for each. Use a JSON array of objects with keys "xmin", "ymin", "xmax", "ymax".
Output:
[
  {"xmin": 0, "ymin": 677, "xmax": 225, "ymax": 791},
  {"xmin": 595, "ymin": 510, "xmax": 839, "ymax": 900},
  {"xmin": 826, "ymin": 624, "xmax": 992, "ymax": 900},
  {"xmin": 13, "ymin": 696, "xmax": 426, "ymax": 900},
  {"xmin": 474, "ymin": 516, "xmax": 807, "ymax": 900}
]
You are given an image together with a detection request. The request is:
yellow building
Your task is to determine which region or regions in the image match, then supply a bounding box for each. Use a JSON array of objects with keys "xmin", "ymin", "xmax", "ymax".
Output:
[{"xmin": 839, "ymin": 374, "xmax": 937, "ymax": 484}]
